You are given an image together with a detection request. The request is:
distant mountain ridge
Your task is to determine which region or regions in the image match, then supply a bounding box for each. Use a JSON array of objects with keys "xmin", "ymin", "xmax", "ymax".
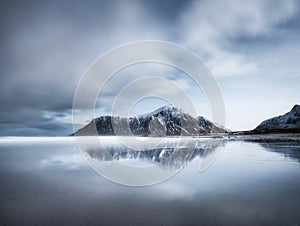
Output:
[
  {"xmin": 253, "ymin": 104, "xmax": 300, "ymax": 133},
  {"xmin": 73, "ymin": 104, "xmax": 300, "ymax": 136},
  {"xmin": 73, "ymin": 105, "xmax": 228, "ymax": 136}
]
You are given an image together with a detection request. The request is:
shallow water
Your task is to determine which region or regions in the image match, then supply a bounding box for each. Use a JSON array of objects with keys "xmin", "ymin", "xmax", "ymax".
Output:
[{"xmin": 0, "ymin": 137, "xmax": 299, "ymax": 225}]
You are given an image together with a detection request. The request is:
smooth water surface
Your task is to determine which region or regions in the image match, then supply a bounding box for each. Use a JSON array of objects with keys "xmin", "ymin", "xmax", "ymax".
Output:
[{"xmin": 0, "ymin": 137, "xmax": 299, "ymax": 225}]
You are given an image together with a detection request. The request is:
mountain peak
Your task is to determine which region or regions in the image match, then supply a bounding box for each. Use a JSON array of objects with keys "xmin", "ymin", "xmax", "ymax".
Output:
[
  {"xmin": 140, "ymin": 104, "xmax": 183, "ymax": 118},
  {"xmin": 291, "ymin": 104, "xmax": 300, "ymax": 113},
  {"xmin": 154, "ymin": 104, "xmax": 181, "ymax": 112}
]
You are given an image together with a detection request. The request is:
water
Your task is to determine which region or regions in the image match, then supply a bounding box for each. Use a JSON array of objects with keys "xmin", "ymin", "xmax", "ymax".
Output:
[{"xmin": 0, "ymin": 137, "xmax": 300, "ymax": 225}]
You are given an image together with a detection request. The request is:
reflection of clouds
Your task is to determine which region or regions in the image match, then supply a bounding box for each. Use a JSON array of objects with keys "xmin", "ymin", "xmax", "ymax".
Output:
[
  {"xmin": 154, "ymin": 183, "xmax": 194, "ymax": 199},
  {"xmin": 41, "ymin": 153, "xmax": 86, "ymax": 170}
]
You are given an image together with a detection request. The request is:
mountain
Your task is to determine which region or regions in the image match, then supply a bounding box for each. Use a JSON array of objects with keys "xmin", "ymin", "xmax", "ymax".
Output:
[
  {"xmin": 253, "ymin": 104, "xmax": 300, "ymax": 133},
  {"xmin": 73, "ymin": 105, "xmax": 228, "ymax": 136},
  {"xmin": 197, "ymin": 116, "xmax": 229, "ymax": 134}
]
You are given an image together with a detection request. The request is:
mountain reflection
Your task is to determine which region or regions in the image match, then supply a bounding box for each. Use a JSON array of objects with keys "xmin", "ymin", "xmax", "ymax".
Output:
[
  {"xmin": 84, "ymin": 138, "xmax": 225, "ymax": 170},
  {"xmin": 258, "ymin": 142, "xmax": 300, "ymax": 162}
]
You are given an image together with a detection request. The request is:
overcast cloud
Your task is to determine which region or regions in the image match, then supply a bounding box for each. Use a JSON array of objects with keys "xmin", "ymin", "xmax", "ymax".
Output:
[{"xmin": 0, "ymin": 0, "xmax": 300, "ymax": 135}]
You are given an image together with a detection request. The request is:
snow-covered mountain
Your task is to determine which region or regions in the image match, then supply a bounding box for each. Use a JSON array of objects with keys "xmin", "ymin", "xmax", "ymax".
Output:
[
  {"xmin": 253, "ymin": 104, "xmax": 300, "ymax": 133},
  {"xmin": 197, "ymin": 116, "xmax": 229, "ymax": 134},
  {"xmin": 73, "ymin": 105, "xmax": 228, "ymax": 136}
]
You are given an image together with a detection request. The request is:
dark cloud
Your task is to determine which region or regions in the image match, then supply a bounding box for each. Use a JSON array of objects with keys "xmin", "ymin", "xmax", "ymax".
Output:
[{"xmin": 0, "ymin": 0, "xmax": 190, "ymax": 135}]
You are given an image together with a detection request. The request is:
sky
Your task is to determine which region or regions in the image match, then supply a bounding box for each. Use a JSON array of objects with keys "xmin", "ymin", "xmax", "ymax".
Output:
[{"xmin": 0, "ymin": 0, "xmax": 300, "ymax": 136}]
